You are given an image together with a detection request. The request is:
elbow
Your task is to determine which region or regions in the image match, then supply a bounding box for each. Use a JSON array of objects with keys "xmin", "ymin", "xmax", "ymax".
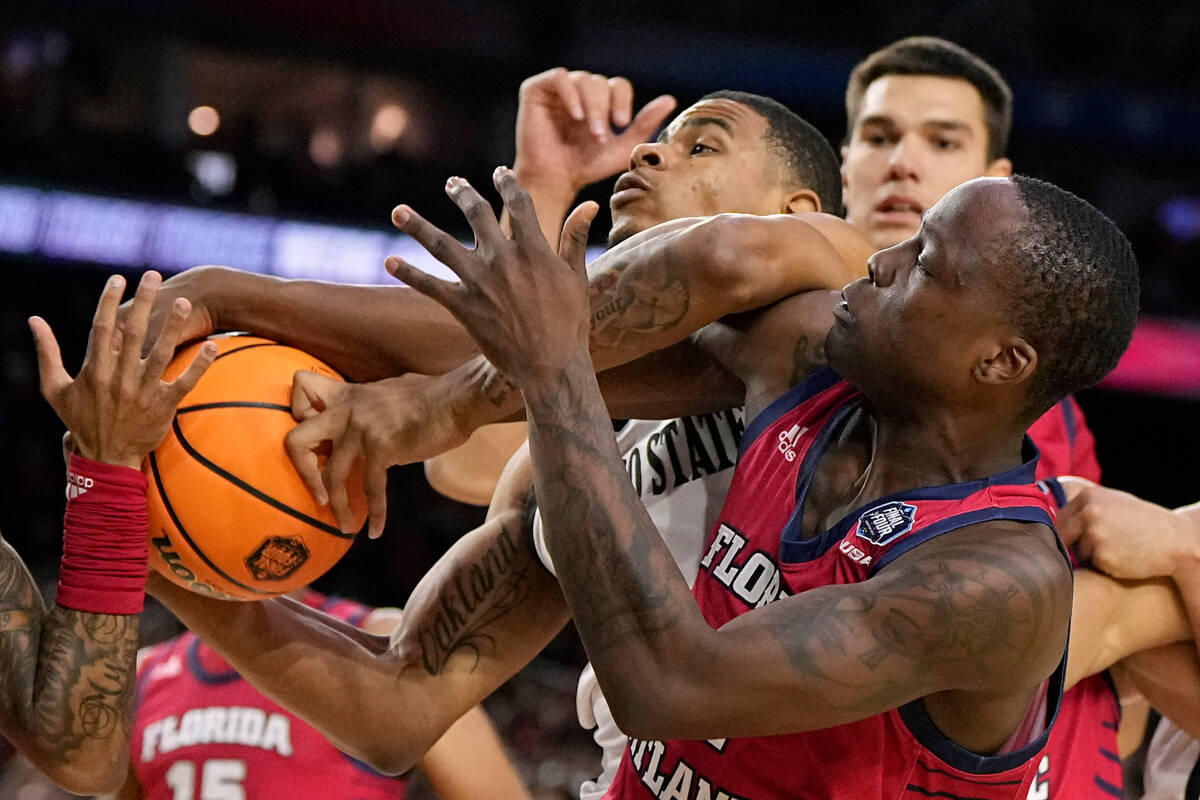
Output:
[
  {"xmin": 353, "ymin": 745, "xmax": 421, "ymax": 778},
  {"xmin": 603, "ymin": 672, "xmax": 701, "ymax": 742},
  {"xmin": 42, "ymin": 752, "xmax": 129, "ymax": 796}
]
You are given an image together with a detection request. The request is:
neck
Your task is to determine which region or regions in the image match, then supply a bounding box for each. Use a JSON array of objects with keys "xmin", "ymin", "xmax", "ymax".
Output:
[{"xmin": 863, "ymin": 400, "xmax": 1029, "ymax": 492}]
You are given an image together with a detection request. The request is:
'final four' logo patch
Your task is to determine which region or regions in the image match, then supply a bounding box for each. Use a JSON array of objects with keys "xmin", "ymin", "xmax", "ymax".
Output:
[{"xmin": 856, "ymin": 501, "xmax": 917, "ymax": 546}]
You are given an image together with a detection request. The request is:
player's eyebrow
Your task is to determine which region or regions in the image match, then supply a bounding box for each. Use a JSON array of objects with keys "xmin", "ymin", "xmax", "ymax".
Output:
[{"xmin": 657, "ymin": 116, "xmax": 735, "ymax": 142}]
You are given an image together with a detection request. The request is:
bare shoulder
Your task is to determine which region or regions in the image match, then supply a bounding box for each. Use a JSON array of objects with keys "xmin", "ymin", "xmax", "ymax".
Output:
[
  {"xmin": 872, "ymin": 518, "xmax": 1072, "ymax": 693},
  {"xmin": 696, "ymin": 289, "xmax": 840, "ymax": 418}
]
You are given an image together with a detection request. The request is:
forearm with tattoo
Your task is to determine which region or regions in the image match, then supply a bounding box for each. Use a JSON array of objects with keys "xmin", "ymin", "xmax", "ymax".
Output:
[
  {"xmin": 0, "ymin": 539, "xmax": 137, "ymax": 776},
  {"xmin": 520, "ymin": 354, "xmax": 1069, "ymax": 742}
]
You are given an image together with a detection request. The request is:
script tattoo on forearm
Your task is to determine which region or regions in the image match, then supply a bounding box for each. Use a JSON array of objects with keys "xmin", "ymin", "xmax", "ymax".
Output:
[
  {"xmin": 777, "ymin": 537, "xmax": 1062, "ymax": 715},
  {"xmin": 589, "ymin": 256, "xmax": 691, "ymax": 350},
  {"xmin": 417, "ymin": 525, "xmax": 537, "ymax": 675},
  {"xmin": 0, "ymin": 541, "xmax": 138, "ymax": 762},
  {"xmin": 30, "ymin": 606, "xmax": 138, "ymax": 759}
]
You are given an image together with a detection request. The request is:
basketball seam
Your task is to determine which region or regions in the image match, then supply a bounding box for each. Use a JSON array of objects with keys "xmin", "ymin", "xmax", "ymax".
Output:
[
  {"xmin": 176, "ymin": 402, "xmax": 292, "ymax": 414},
  {"xmin": 212, "ymin": 342, "xmax": 290, "ymax": 361},
  {"xmin": 148, "ymin": 450, "xmax": 276, "ymax": 597},
  {"xmin": 171, "ymin": 417, "xmax": 357, "ymax": 540}
]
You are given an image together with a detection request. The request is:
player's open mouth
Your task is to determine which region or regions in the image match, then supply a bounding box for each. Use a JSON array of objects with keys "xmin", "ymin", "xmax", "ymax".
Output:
[{"xmin": 874, "ymin": 195, "xmax": 923, "ymax": 224}]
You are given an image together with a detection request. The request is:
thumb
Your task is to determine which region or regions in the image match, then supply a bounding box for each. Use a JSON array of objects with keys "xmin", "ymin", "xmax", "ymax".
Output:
[
  {"xmin": 29, "ymin": 316, "xmax": 71, "ymax": 401},
  {"xmin": 558, "ymin": 201, "xmax": 599, "ymax": 271},
  {"xmin": 622, "ymin": 94, "xmax": 677, "ymax": 143}
]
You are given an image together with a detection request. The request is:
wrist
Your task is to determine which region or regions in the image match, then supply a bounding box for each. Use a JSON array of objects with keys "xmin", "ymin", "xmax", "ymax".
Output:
[
  {"xmin": 510, "ymin": 164, "xmax": 582, "ymax": 211},
  {"xmin": 519, "ymin": 349, "xmax": 596, "ymax": 408},
  {"xmin": 1170, "ymin": 512, "xmax": 1200, "ymax": 578},
  {"xmin": 58, "ymin": 453, "xmax": 150, "ymax": 616}
]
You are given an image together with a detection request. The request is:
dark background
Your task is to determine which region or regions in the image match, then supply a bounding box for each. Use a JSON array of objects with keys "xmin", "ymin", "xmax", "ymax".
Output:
[{"xmin": 0, "ymin": 2, "xmax": 1197, "ymax": 796}]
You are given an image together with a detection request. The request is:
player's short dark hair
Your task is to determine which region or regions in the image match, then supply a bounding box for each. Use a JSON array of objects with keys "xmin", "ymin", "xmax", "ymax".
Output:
[
  {"xmin": 1002, "ymin": 175, "xmax": 1139, "ymax": 416},
  {"xmin": 845, "ymin": 36, "xmax": 1013, "ymax": 161},
  {"xmin": 700, "ymin": 90, "xmax": 844, "ymax": 217}
]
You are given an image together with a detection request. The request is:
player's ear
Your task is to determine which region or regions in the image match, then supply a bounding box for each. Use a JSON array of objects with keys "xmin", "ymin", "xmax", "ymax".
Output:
[
  {"xmin": 986, "ymin": 157, "xmax": 1013, "ymax": 178},
  {"xmin": 973, "ymin": 336, "xmax": 1036, "ymax": 386},
  {"xmin": 783, "ymin": 188, "xmax": 820, "ymax": 215}
]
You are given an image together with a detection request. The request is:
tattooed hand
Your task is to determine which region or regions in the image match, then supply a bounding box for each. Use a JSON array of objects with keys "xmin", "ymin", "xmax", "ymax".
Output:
[{"xmin": 386, "ymin": 169, "xmax": 599, "ymax": 388}]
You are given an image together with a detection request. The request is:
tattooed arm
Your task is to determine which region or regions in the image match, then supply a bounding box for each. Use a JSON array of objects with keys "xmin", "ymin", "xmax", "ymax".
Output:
[
  {"xmin": 148, "ymin": 445, "xmax": 568, "ymax": 775},
  {"xmin": 291, "ymin": 209, "xmax": 866, "ymax": 534},
  {"xmin": 422, "ymin": 209, "xmax": 868, "ymax": 428},
  {"xmin": 0, "ymin": 534, "xmax": 139, "ymax": 795},
  {"xmin": 385, "ymin": 169, "xmax": 1073, "ymax": 748},
  {"xmin": 16, "ymin": 271, "xmax": 216, "ymax": 794},
  {"xmin": 520, "ymin": 353, "xmax": 1071, "ymax": 747}
]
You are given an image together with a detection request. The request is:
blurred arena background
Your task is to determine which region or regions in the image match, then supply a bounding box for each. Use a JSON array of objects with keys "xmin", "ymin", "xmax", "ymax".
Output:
[{"xmin": 0, "ymin": 1, "xmax": 1197, "ymax": 796}]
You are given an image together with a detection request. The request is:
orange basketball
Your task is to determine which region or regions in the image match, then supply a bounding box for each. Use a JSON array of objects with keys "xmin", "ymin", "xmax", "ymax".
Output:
[{"xmin": 144, "ymin": 334, "xmax": 366, "ymax": 600}]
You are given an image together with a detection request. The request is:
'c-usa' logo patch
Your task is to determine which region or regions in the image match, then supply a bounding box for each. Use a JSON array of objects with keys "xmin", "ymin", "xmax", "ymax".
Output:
[{"xmin": 856, "ymin": 501, "xmax": 917, "ymax": 546}]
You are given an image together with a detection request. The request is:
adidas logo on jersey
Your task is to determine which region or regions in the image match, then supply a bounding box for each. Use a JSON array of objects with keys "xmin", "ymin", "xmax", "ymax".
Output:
[
  {"xmin": 65, "ymin": 471, "xmax": 94, "ymax": 500},
  {"xmin": 777, "ymin": 424, "xmax": 808, "ymax": 462}
]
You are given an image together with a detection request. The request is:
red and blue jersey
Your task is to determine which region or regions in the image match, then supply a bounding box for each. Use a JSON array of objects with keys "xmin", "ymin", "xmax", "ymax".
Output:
[
  {"xmin": 131, "ymin": 592, "xmax": 406, "ymax": 800},
  {"xmin": 604, "ymin": 369, "xmax": 1068, "ymax": 800},
  {"xmin": 1029, "ymin": 395, "xmax": 1101, "ymax": 483},
  {"xmin": 1036, "ymin": 478, "xmax": 1124, "ymax": 799}
]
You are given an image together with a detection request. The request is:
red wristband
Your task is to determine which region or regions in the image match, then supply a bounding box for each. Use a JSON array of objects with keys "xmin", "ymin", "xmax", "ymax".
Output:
[{"xmin": 56, "ymin": 453, "xmax": 150, "ymax": 615}]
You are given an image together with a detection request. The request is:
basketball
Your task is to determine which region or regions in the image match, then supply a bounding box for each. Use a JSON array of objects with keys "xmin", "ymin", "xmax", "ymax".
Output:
[{"xmin": 144, "ymin": 334, "xmax": 366, "ymax": 600}]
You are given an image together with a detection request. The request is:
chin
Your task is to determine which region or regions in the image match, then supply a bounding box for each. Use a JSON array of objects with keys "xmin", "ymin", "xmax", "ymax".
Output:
[{"xmin": 607, "ymin": 221, "xmax": 641, "ymax": 247}]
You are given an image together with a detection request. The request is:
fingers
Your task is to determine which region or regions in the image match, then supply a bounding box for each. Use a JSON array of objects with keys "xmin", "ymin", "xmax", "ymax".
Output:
[
  {"xmin": 1055, "ymin": 475, "xmax": 1093, "ymax": 502},
  {"xmin": 492, "ymin": 167, "xmax": 542, "ymax": 247},
  {"xmin": 285, "ymin": 415, "xmax": 332, "ymax": 506},
  {"xmin": 623, "ymin": 94, "xmax": 678, "ymax": 144},
  {"xmin": 391, "ymin": 204, "xmax": 473, "ymax": 277},
  {"xmin": 363, "ymin": 456, "xmax": 388, "ymax": 539},
  {"xmin": 290, "ymin": 370, "xmax": 341, "ymax": 422},
  {"xmin": 143, "ymin": 297, "xmax": 193, "ymax": 382},
  {"xmin": 559, "ymin": 201, "xmax": 599, "ymax": 270},
  {"xmin": 572, "ymin": 70, "xmax": 613, "ymax": 139},
  {"xmin": 608, "ymin": 76, "xmax": 634, "ymax": 127},
  {"xmin": 1056, "ymin": 492, "xmax": 1089, "ymax": 548},
  {"xmin": 83, "ymin": 274, "xmax": 127, "ymax": 377},
  {"xmin": 28, "ymin": 316, "xmax": 72, "ymax": 402},
  {"xmin": 546, "ymin": 67, "xmax": 584, "ymax": 121},
  {"xmin": 117, "ymin": 271, "xmax": 162, "ymax": 387},
  {"xmin": 323, "ymin": 435, "xmax": 361, "ymax": 534},
  {"xmin": 385, "ymin": 256, "xmax": 462, "ymax": 310},
  {"xmin": 444, "ymin": 177, "xmax": 503, "ymax": 251},
  {"xmin": 165, "ymin": 340, "xmax": 218, "ymax": 404}
]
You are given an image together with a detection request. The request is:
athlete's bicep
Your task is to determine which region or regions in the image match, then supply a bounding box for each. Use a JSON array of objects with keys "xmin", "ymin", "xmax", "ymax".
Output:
[
  {"xmin": 664, "ymin": 523, "xmax": 1071, "ymax": 742},
  {"xmin": 1116, "ymin": 641, "xmax": 1200, "ymax": 740}
]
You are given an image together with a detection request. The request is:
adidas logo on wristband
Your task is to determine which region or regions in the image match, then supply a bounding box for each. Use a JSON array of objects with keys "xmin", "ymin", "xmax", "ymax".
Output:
[{"xmin": 66, "ymin": 471, "xmax": 94, "ymax": 500}]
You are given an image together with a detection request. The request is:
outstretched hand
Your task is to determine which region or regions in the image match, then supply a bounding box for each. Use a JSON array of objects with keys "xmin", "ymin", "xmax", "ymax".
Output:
[
  {"xmin": 30, "ymin": 271, "xmax": 217, "ymax": 469},
  {"xmin": 386, "ymin": 168, "xmax": 599, "ymax": 388}
]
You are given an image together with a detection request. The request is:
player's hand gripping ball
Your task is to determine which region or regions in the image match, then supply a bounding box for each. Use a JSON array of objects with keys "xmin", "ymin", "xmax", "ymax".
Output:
[{"xmin": 144, "ymin": 335, "xmax": 367, "ymax": 600}]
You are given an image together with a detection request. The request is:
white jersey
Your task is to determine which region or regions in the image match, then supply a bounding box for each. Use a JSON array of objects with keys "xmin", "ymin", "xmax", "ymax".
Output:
[
  {"xmin": 1142, "ymin": 716, "xmax": 1200, "ymax": 799},
  {"xmin": 532, "ymin": 410, "xmax": 745, "ymax": 800}
]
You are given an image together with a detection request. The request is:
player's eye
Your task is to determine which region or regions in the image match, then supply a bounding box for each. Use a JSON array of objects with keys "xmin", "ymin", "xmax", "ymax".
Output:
[
  {"xmin": 690, "ymin": 142, "xmax": 715, "ymax": 155},
  {"xmin": 933, "ymin": 137, "xmax": 961, "ymax": 151}
]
